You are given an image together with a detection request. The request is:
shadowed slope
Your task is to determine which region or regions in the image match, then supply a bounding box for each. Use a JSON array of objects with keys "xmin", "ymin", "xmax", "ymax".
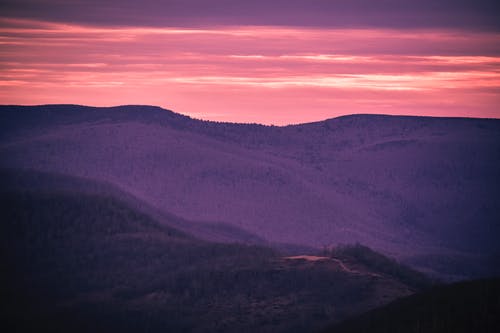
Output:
[
  {"xmin": 0, "ymin": 178, "xmax": 430, "ymax": 333},
  {"xmin": 321, "ymin": 278, "xmax": 500, "ymax": 333},
  {"xmin": 0, "ymin": 168, "xmax": 267, "ymax": 245},
  {"xmin": 1, "ymin": 105, "xmax": 499, "ymax": 279}
]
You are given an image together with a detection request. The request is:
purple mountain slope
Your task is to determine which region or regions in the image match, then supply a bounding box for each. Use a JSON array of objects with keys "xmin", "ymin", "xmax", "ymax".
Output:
[
  {"xmin": 1, "ymin": 105, "xmax": 499, "ymax": 279},
  {"xmin": 0, "ymin": 168, "xmax": 269, "ymax": 245}
]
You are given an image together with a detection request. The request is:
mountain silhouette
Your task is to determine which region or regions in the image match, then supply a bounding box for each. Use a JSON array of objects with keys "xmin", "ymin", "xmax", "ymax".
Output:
[{"xmin": 1, "ymin": 104, "xmax": 499, "ymax": 280}]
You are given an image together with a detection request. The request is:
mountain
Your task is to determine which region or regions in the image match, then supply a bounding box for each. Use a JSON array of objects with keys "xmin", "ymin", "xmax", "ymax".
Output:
[
  {"xmin": 0, "ymin": 171, "xmax": 430, "ymax": 332},
  {"xmin": 1, "ymin": 104, "xmax": 499, "ymax": 279},
  {"xmin": 0, "ymin": 168, "xmax": 269, "ymax": 245},
  {"xmin": 321, "ymin": 278, "xmax": 500, "ymax": 333}
]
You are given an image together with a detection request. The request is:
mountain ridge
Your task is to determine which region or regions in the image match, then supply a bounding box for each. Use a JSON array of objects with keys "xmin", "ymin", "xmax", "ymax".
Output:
[
  {"xmin": 0, "ymin": 168, "xmax": 269, "ymax": 246},
  {"xmin": 1, "ymin": 181, "xmax": 431, "ymax": 333},
  {"xmin": 2, "ymin": 104, "xmax": 500, "ymax": 128},
  {"xmin": 1, "ymin": 104, "xmax": 499, "ymax": 280}
]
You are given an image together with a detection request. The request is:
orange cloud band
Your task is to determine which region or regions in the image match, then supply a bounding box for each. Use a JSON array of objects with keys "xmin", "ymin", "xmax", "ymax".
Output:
[{"xmin": 1, "ymin": 18, "xmax": 499, "ymax": 124}]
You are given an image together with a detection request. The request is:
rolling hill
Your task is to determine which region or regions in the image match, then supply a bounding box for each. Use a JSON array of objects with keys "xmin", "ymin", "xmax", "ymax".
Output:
[
  {"xmin": 321, "ymin": 278, "xmax": 500, "ymax": 333},
  {"xmin": 0, "ymin": 170, "xmax": 430, "ymax": 333},
  {"xmin": 1, "ymin": 104, "xmax": 499, "ymax": 279}
]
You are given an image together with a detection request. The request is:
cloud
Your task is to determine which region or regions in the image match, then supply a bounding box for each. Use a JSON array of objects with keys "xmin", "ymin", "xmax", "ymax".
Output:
[
  {"xmin": 0, "ymin": 19, "xmax": 499, "ymax": 123},
  {"xmin": 1, "ymin": 0, "xmax": 500, "ymax": 31}
]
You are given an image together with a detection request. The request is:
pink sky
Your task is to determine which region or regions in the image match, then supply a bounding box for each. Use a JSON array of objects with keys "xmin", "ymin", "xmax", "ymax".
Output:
[{"xmin": 1, "ymin": 18, "xmax": 499, "ymax": 124}]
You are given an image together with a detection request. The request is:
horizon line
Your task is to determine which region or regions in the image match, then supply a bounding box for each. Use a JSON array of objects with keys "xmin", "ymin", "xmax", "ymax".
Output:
[{"xmin": 2, "ymin": 103, "xmax": 499, "ymax": 127}]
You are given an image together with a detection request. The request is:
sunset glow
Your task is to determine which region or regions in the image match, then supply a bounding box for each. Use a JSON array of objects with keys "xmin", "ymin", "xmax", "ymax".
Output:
[{"xmin": 1, "ymin": 17, "xmax": 499, "ymax": 124}]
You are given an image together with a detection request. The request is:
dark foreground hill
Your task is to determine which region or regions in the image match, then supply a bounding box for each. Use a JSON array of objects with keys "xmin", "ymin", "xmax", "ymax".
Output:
[
  {"xmin": 1, "ymin": 105, "xmax": 499, "ymax": 280},
  {"xmin": 0, "ymin": 173, "xmax": 431, "ymax": 333},
  {"xmin": 322, "ymin": 278, "xmax": 500, "ymax": 333}
]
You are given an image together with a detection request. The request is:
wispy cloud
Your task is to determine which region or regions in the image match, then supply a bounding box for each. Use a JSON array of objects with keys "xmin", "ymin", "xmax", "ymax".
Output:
[{"xmin": 0, "ymin": 19, "xmax": 499, "ymax": 124}]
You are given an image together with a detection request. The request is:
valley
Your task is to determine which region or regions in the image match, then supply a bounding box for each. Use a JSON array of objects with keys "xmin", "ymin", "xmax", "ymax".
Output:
[
  {"xmin": 1, "ymin": 105, "xmax": 499, "ymax": 280},
  {"xmin": 1, "ymin": 104, "xmax": 499, "ymax": 332}
]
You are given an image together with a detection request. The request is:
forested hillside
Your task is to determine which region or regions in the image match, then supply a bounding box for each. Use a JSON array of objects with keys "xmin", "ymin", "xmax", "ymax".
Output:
[
  {"xmin": 1, "ymin": 185, "xmax": 430, "ymax": 333},
  {"xmin": 2, "ymin": 105, "xmax": 499, "ymax": 280},
  {"xmin": 322, "ymin": 278, "xmax": 500, "ymax": 333}
]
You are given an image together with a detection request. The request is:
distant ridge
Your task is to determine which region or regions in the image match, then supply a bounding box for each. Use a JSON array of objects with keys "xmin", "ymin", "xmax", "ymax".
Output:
[
  {"xmin": 2, "ymin": 104, "xmax": 499, "ymax": 128},
  {"xmin": 1, "ymin": 104, "xmax": 499, "ymax": 280}
]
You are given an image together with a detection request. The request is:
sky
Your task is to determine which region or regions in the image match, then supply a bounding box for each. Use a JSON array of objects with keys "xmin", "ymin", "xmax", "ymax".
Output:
[{"xmin": 1, "ymin": 1, "xmax": 499, "ymax": 124}]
